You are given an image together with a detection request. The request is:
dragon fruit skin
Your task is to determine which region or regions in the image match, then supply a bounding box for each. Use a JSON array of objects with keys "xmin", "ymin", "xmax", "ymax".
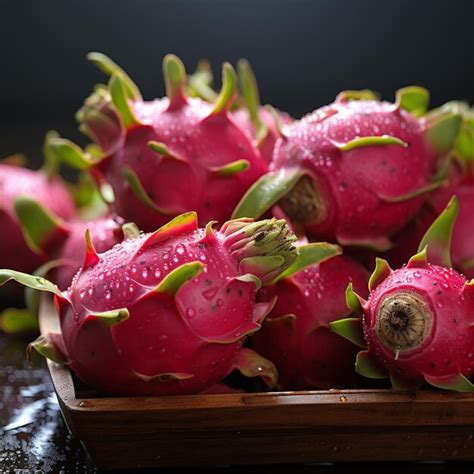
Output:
[
  {"xmin": 13, "ymin": 195, "xmax": 125, "ymax": 290},
  {"xmin": 54, "ymin": 54, "xmax": 268, "ymax": 232},
  {"xmin": 332, "ymin": 197, "xmax": 474, "ymax": 391},
  {"xmin": 53, "ymin": 215, "xmax": 125, "ymax": 289},
  {"xmin": 232, "ymin": 106, "xmax": 292, "ymax": 162},
  {"xmin": 362, "ymin": 262, "xmax": 474, "ymax": 386},
  {"xmin": 233, "ymin": 89, "xmax": 458, "ymax": 251},
  {"xmin": 251, "ymin": 255, "xmax": 369, "ymax": 389},
  {"xmin": 0, "ymin": 163, "xmax": 75, "ymax": 274},
  {"xmin": 387, "ymin": 176, "xmax": 474, "ymax": 278},
  {"xmin": 2, "ymin": 214, "xmax": 298, "ymax": 396}
]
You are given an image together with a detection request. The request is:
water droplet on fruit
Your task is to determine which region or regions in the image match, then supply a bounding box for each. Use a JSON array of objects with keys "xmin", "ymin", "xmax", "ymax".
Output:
[
  {"xmin": 79, "ymin": 289, "xmax": 86, "ymax": 298},
  {"xmin": 88, "ymin": 287, "xmax": 94, "ymax": 296},
  {"xmin": 203, "ymin": 287, "xmax": 218, "ymax": 300},
  {"xmin": 176, "ymin": 244, "xmax": 185, "ymax": 255},
  {"xmin": 99, "ymin": 273, "xmax": 105, "ymax": 281},
  {"xmin": 131, "ymin": 265, "xmax": 137, "ymax": 274},
  {"xmin": 105, "ymin": 290, "xmax": 111, "ymax": 300},
  {"xmin": 413, "ymin": 271, "xmax": 421, "ymax": 278},
  {"xmin": 128, "ymin": 284, "xmax": 135, "ymax": 293},
  {"xmin": 186, "ymin": 308, "xmax": 196, "ymax": 319},
  {"xmin": 154, "ymin": 269, "xmax": 161, "ymax": 278},
  {"xmin": 142, "ymin": 268, "xmax": 149, "ymax": 279}
]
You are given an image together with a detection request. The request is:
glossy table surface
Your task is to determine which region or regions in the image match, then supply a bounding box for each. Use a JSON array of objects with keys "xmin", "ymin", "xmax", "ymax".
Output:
[{"xmin": 1, "ymin": 332, "xmax": 474, "ymax": 473}]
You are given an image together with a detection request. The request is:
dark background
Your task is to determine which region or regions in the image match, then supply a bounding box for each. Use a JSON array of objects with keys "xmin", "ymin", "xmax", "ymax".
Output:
[{"xmin": 1, "ymin": 0, "xmax": 473, "ymax": 168}]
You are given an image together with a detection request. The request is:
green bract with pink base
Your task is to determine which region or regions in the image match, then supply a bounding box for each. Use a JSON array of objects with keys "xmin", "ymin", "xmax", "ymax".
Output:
[
  {"xmin": 49, "ymin": 53, "xmax": 268, "ymax": 232},
  {"xmin": 331, "ymin": 196, "xmax": 474, "ymax": 392}
]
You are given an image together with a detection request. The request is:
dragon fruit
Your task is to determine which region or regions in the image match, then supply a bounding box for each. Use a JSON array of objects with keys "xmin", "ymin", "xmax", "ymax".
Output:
[
  {"xmin": 331, "ymin": 197, "xmax": 474, "ymax": 392},
  {"xmin": 233, "ymin": 88, "xmax": 462, "ymax": 250},
  {"xmin": 386, "ymin": 102, "xmax": 474, "ymax": 276},
  {"xmin": 13, "ymin": 195, "xmax": 125, "ymax": 289},
  {"xmin": 50, "ymin": 53, "xmax": 267, "ymax": 232},
  {"xmin": 0, "ymin": 147, "xmax": 75, "ymax": 275},
  {"xmin": 386, "ymin": 175, "xmax": 474, "ymax": 278},
  {"xmin": 0, "ymin": 214, "xmax": 301, "ymax": 396},
  {"xmin": 251, "ymin": 251, "xmax": 369, "ymax": 390}
]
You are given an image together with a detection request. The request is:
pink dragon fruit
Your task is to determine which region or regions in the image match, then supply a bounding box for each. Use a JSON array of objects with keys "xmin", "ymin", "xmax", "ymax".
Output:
[
  {"xmin": 0, "ymin": 214, "xmax": 300, "ymax": 396},
  {"xmin": 251, "ymin": 251, "xmax": 369, "ymax": 390},
  {"xmin": 386, "ymin": 102, "xmax": 474, "ymax": 276},
  {"xmin": 50, "ymin": 53, "xmax": 268, "ymax": 232},
  {"xmin": 386, "ymin": 175, "xmax": 474, "ymax": 278},
  {"xmin": 233, "ymin": 88, "xmax": 461, "ymax": 250},
  {"xmin": 0, "ymin": 150, "xmax": 75, "ymax": 275},
  {"xmin": 13, "ymin": 195, "xmax": 125, "ymax": 289},
  {"xmin": 331, "ymin": 197, "xmax": 474, "ymax": 392}
]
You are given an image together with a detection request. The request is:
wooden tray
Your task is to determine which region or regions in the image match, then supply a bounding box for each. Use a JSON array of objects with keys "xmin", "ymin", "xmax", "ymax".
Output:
[{"xmin": 39, "ymin": 296, "xmax": 474, "ymax": 470}]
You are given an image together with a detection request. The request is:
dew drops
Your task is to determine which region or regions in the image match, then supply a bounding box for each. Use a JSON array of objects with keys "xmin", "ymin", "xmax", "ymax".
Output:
[
  {"xmin": 128, "ymin": 284, "xmax": 135, "ymax": 294},
  {"xmin": 203, "ymin": 287, "xmax": 218, "ymax": 300},
  {"xmin": 436, "ymin": 301, "xmax": 443, "ymax": 308},
  {"xmin": 131, "ymin": 265, "xmax": 137, "ymax": 274},
  {"xmin": 154, "ymin": 269, "xmax": 161, "ymax": 279},
  {"xmin": 142, "ymin": 268, "xmax": 149, "ymax": 279},
  {"xmin": 186, "ymin": 308, "xmax": 196, "ymax": 319},
  {"xmin": 98, "ymin": 273, "xmax": 105, "ymax": 281},
  {"xmin": 105, "ymin": 290, "xmax": 111, "ymax": 300},
  {"xmin": 413, "ymin": 271, "xmax": 421, "ymax": 278},
  {"xmin": 88, "ymin": 286, "xmax": 94, "ymax": 296},
  {"xmin": 79, "ymin": 289, "xmax": 86, "ymax": 299},
  {"xmin": 176, "ymin": 244, "xmax": 185, "ymax": 255}
]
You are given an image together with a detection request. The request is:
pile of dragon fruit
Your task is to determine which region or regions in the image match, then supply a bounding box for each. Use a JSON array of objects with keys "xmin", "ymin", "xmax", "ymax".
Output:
[{"xmin": 1, "ymin": 53, "xmax": 473, "ymax": 396}]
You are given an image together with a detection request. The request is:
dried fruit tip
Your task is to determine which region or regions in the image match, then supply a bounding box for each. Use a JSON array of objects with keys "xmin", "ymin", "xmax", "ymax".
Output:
[{"xmin": 222, "ymin": 218, "xmax": 297, "ymax": 283}]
